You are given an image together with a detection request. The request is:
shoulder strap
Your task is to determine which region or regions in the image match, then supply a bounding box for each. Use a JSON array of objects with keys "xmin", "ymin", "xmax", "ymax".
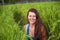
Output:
[{"xmin": 27, "ymin": 24, "xmax": 30, "ymax": 35}]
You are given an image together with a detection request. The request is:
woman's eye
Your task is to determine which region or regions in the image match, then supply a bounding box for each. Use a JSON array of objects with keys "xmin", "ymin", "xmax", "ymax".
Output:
[
  {"xmin": 33, "ymin": 15, "xmax": 36, "ymax": 17},
  {"xmin": 29, "ymin": 15, "xmax": 32, "ymax": 17},
  {"xmin": 28, "ymin": 15, "xmax": 36, "ymax": 17}
]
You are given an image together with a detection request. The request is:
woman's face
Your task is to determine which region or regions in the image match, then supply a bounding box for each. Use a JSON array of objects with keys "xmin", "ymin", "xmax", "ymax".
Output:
[{"xmin": 28, "ymin": 11, "xmax": 36, "ymax": 24}]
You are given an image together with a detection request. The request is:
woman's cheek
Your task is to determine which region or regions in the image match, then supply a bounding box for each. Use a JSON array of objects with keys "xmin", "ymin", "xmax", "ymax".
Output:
[
  {"xmin": 28, "ymin": 17, "xmax": 31, "ymax": 22},
  {"xmin": 33, "ymin": 17, "xmax": 36, "ymax": 21}
]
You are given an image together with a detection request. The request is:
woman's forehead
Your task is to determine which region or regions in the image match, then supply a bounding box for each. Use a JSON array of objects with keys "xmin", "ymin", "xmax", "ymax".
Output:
[{"xmin": 28, "ymin": 12, "xmax": 36, "ymax": 15}]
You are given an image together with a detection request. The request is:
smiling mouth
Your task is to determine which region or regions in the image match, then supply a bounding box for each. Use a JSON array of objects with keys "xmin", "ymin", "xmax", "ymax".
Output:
[
  {"xmin": 31, "ymin": 20, "xmax": 34, "ymax": 21},
  {"xmin": 31, "ymin": 20, "xmax": 35, "ymax": 21}
]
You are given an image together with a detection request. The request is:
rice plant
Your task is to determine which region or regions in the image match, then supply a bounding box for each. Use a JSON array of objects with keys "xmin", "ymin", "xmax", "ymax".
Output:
[{"xmin": 0, "ymin": 2, "xmax": 60, "ymax": 40}]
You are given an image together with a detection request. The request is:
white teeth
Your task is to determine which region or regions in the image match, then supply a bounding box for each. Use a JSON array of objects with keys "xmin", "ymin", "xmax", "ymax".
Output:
[{"xmin": 32, "ymin": 21, "xmax": 33, "ymax": 22}]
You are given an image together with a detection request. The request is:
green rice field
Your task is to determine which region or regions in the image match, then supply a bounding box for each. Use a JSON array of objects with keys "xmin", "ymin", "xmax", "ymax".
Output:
[{"xmin": 0, "ymin": 2, "xmax": 60, "ymax": 40}]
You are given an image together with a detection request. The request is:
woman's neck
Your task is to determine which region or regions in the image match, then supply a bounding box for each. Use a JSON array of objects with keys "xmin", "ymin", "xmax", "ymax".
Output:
[{"xmin": 30, "ymin": 23, "xmax": 35, "ymax": 28}]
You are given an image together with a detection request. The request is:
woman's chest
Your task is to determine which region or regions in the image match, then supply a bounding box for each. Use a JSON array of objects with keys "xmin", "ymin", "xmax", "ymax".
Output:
[{"xmin": 29, "ymin": 27, "xmax": 35, "ymax": 37}]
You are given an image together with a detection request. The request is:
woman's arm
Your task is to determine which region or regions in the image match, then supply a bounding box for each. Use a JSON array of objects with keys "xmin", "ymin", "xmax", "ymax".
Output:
[{"xmin": 41, "ymin": 26, "xmax": 48, "ymax": 40}]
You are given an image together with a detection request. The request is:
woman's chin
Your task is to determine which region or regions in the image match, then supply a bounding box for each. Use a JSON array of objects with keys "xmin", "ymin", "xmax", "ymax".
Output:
[{"xmin": 30, "ymin": 22, "xmax": 35, "ymax": 25}]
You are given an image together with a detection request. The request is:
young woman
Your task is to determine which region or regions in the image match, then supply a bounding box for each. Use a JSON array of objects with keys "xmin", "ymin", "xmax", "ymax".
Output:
[{"xmin": 24, "ymin": 8, "xmax": 48, "ymax": 40}]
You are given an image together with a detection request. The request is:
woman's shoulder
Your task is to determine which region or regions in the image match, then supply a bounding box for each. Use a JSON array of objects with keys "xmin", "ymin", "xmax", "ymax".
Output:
[{"xmin": 24, "ymin": 24, "xmax": 29, "ymax": 29}]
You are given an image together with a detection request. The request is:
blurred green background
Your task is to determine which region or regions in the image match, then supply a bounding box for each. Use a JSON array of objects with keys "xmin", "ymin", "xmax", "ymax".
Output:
[{"xmin": 0, "ymin": 2, "xmax": 60, "ymax": 40}]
